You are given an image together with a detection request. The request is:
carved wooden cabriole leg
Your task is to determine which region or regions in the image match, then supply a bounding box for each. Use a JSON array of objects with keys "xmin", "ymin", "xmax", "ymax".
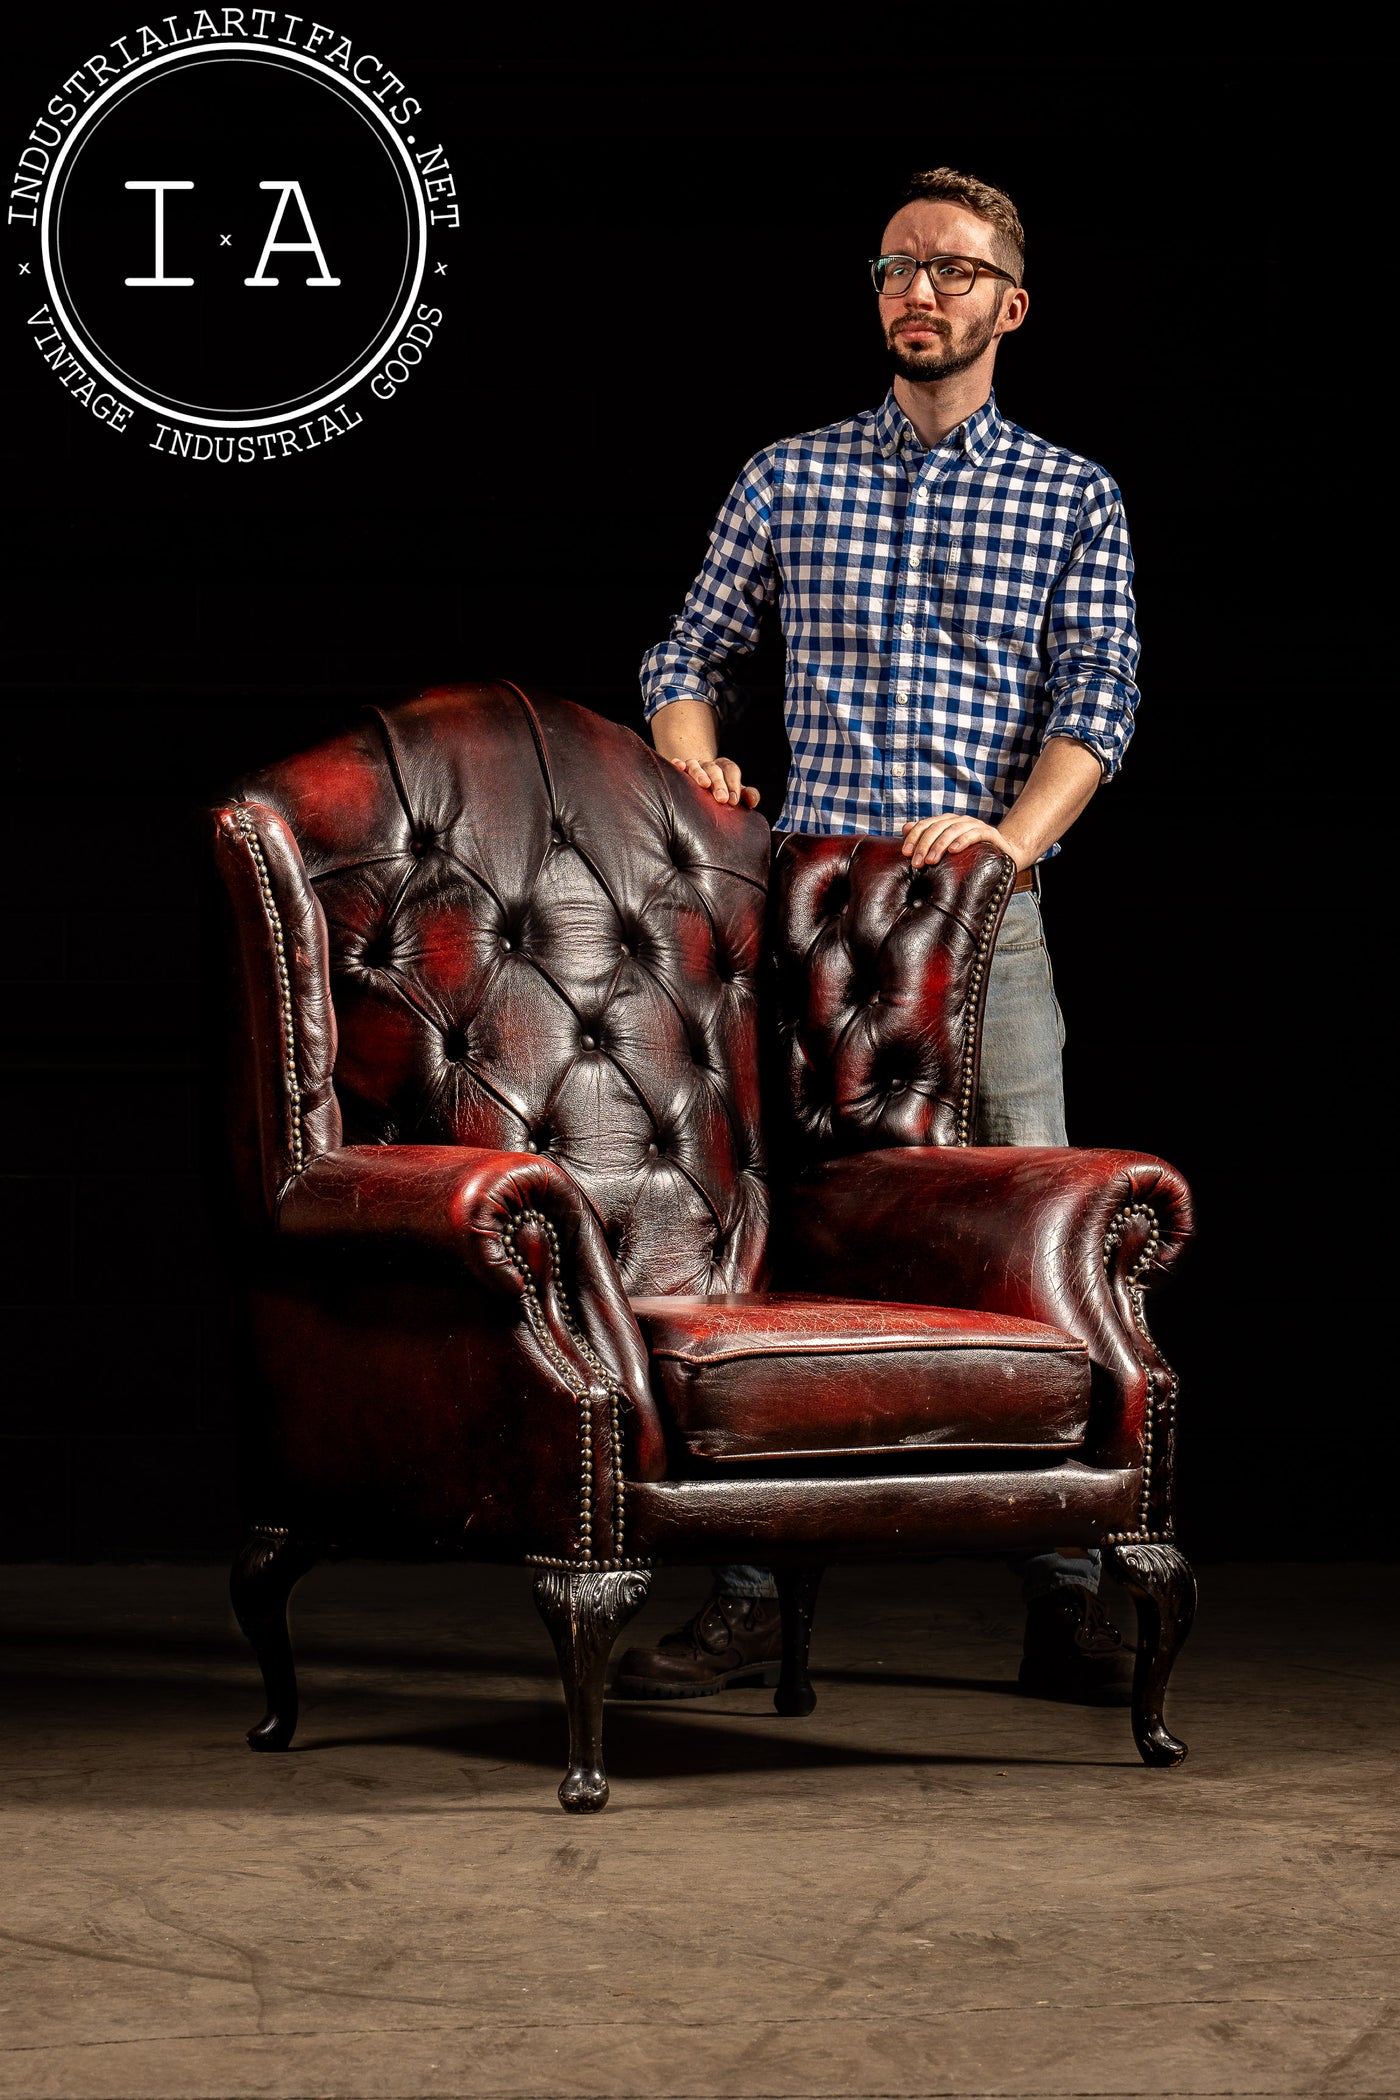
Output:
[
  {"xmin": 774, "ymin": 1565, "xmax": 824, "ymax": 1717},
  {"xmin": 533, "ymin": 1567, "xmax": 651, "ymax": 1813},
  {"xmin": 1108, "ymin": 1541, "xmax": 1197, "ymax": 1768},
  {"xmin": 230, "ymin": 1526, "xmax": 317, "ymax": 1753}
]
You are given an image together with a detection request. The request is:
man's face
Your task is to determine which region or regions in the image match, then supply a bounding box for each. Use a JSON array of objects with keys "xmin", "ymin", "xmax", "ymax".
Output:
[{"xmin": 876, "ymin": 200, "xmax": 1022, "ymax": 383}]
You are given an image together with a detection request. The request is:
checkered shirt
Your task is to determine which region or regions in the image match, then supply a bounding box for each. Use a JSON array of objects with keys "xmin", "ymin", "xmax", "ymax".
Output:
[{"xmin": 640, "ymin": 389, "xmax": 1140, "ymax": 837}]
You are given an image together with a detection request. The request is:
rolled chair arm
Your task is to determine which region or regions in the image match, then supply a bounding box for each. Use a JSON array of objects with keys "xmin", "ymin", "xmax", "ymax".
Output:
[
  {"xmin": 780, "ymin": 1146, "xmax": 1193, "ymax": 1522},
  {"xmin": 276, "ymin": 1143, "xmax": 668, "ymax": 1496}
]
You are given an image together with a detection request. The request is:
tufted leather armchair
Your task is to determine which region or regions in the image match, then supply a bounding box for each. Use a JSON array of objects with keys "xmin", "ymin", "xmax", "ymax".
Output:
[{"xmin": 212, "ymin": 682, "xmax": 1196, "ymax": 1811}]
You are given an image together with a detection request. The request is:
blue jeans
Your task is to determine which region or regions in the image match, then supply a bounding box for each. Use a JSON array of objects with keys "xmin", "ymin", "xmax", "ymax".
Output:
[{"xmin": 718, "ymin": 886, "xmax": 1099, "ymax": 1607}]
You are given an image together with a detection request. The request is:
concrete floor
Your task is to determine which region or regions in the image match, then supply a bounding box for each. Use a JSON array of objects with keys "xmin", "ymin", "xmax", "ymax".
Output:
[{"xmin": 0, "ymin": 1560, "xmax": 1395, "ymax": 2100}]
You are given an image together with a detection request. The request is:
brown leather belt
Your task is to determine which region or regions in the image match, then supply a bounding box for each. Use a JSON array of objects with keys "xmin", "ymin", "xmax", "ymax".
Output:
[{"xmin": 1011, "ymin": 867, "xmax": 1036, "ymax": 894}]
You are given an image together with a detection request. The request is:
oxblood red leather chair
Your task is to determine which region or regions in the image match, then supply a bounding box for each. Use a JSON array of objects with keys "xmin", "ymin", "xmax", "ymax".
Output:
[{"xmin": 212, "ymin": 682, "xmax": 1195, "ymax": 1812}]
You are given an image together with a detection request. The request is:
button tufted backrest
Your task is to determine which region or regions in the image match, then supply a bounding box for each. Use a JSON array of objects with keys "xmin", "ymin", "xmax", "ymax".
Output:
[
  {"xmin": 771, "ymin": 832, "xmax": 1015, "ymax": 1157},
  {"xmin": 227, "ymin": 683, "xmax": 771, "ymax": 1297}
]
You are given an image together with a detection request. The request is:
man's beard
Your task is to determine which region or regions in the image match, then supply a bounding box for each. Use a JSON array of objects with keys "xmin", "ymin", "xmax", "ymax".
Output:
[{"xmin": 886, "ymin": 305, "xmax": 1000, "ymax": 383}]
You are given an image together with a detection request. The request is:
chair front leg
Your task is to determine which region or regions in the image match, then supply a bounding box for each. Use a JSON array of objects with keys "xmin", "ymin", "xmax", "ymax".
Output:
[
  {"xmin": 1108, "ymin": 1541, "xmax": 1197, "ymax": 1768},
  {"xmin": 533, "ymin": 1567, "xmax": 651, "ymax": 1813},
  {"xmin": 230, "ymin": 1525, "xmax": 317, "ymax": 1751},
  {"xmin": 774, "ymin": 1565, "xmax": 824, "ymax": 1717}
]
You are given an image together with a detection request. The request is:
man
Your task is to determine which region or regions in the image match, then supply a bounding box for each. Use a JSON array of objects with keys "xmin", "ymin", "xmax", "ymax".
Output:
[{"xmin": 618, "ymin": 167, "xmax": 1139, "ymax": 1706}]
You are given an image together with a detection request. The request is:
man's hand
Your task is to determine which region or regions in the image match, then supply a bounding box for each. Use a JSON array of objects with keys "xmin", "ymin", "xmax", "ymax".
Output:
[
  {"xmin": 664, "ymin": 753, "xmax": 760, "ymax": 809},
  {"xmin": 901, "ymin": 813, "xmax": 1020, "ymax": 870},
  {"xmin": 650, "ymin": 698, "xmax": 760, "ymax": 809},
  {"xmin": 901, "ymin": 740, "xmax": 1103, "ymax": 870}
]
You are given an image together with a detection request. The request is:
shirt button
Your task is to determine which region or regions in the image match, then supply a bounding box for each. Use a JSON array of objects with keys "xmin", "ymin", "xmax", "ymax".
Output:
[
  {"xmin": 896, "ymin": 692, "xmax": 910, "ymax": 706},
  {"xmin": 908, "ymin": 555, "xmax": 921, "ymax": 570},
  {"xmin": 892, "ymin": 763, "xmax": 906, "ymax": 777},
  {"xmin": 901, "ymin": 621, "xmax": 914, "ymax": 635}
]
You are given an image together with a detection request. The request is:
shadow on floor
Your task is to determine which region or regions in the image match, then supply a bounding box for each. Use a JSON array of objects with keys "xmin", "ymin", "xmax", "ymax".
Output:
[
  {"xmin": 304, "ymin": 1696, "xmax": 1130, "ymax": 1778},
  {"xmin": 2, "ymin": 1664, "xmax": 1131, "ymax": 1795}
]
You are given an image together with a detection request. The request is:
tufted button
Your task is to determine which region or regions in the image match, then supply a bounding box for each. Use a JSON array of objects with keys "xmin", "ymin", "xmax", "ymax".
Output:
[
  {"xmin": 619, "ymin": 941, "xmax": 631, "ymax": 957},
  {"xmin": 646, "ymin": 1141, "xmax": 659, "ymax": 1157},
  {"xmin": 888, "ymin": 1078, "xmax": 905, "ymax": 1092},
  {"xmin": 580, "ymin": 1034, "xmax": 595, "ymax": 1051},
  {"xmin": 500, "ymin": 936, "xmax": 513, "ymax": 952},
  {"xmin": 524, "ymin": 1138, "xmax": 538, "ymax": 1152}
]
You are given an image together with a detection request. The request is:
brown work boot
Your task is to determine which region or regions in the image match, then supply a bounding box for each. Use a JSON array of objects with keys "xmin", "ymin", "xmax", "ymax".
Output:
[
  {"xmin": 1017, "ymin": 1587, "xmax": 1135, "ymax": 1705},
  {"xmin": 611, "ymin": 1591, "xmax": 784, "ymax": 1699}
]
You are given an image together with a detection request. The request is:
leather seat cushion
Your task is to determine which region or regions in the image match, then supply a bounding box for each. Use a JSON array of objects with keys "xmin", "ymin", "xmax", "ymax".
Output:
[{"xmin": 630, "ymin": 1292, "xmax": 1091, "ymax": 1464}]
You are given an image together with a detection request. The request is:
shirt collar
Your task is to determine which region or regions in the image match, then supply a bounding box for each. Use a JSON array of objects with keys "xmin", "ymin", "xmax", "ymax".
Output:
[{"xmin": 874, "ymin": 387, "xmax": 1003, "ymax": 465}]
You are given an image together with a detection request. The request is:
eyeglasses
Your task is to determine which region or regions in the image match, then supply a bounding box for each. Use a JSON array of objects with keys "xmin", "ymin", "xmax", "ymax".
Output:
[{"xmin": 870, "ymin": 253, "xmax": 1019, "ymax": 298}]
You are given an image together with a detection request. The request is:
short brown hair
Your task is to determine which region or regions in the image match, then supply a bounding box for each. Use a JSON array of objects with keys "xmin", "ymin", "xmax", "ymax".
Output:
[{"xmin": 894, "ymin": 168, "xmax": 1025, "ymax": 283}]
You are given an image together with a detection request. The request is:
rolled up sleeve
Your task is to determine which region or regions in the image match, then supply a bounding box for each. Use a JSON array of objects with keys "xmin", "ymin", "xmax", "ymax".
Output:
[
  {"xmin": 1042, "ymin": 472, "xmax": 1141, "ymax": 779},
  {"xmin": 640, "ymin": 457, "xmax": 780, "ymax": 720}
]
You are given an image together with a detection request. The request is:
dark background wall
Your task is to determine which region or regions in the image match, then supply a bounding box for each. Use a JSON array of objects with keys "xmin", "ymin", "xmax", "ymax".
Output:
[{"xmin": 0, "ymin": 15, "xmax": 1364, "ymax": 1558}]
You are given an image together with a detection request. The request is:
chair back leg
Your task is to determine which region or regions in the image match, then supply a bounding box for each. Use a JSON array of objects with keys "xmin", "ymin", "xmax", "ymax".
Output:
[
  {"xmin": 230, "ymin": 1526, "xmax": 317, "ymax": 1752},
  {"xmin": 533, "ymin": 1567, "xmax": 652, "ymax": 1812}
]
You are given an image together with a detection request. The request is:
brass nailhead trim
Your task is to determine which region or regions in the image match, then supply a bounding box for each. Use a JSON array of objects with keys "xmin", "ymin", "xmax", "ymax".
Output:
[
  {"xmin": 233, "ymin": 805, "xmax": 305, "ymax": 1175},
  {"xmin": 525, "ymin": 1554, "xmax": 655, "ymax": 1571},
  {"xmin": 1101, "ymin": 1202, "xmax": 1178, "ymax": 1539},
  {"xmin": 500, "ymin": 1207, "xmax": 629, "ymax": 1571},
  {"xmin": 956, "ymin": 858, "xmax": 1017, "ymax": 1145}
]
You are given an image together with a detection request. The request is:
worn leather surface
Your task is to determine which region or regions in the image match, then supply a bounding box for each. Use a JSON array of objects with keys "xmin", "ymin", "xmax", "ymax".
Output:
[
  {"xmin": 770, "ymin": 833, "xmax": 1015, "ymax": 1162},
  {"xmin": 244, "ymin": 1270, "xmax": 610, "ymax": 1557},
  {"xmin": 247, "ymin": 1144, "xmax": 666, "ymax": 1556},
  {"xmin": 627, "ymin": 1466, "xmax": 1141, "ymax": 1562},
  {"xmin": 279, "ymin": 1144, "xmax": 667, "ymax": 1479},
  {"xmin": 227, "ymin": 682, "xmax": 771, "ymax": 1298},
  {"xmin": 631, "ymin": 1292, "xmax": 1089, "ymax": 1463},
  {"xmin": 780, "ymin": 1146, "xmax": 1193, "ymax": 1491}
]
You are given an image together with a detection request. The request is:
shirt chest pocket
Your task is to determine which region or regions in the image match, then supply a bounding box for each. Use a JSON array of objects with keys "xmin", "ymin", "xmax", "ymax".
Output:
[{"xmin": 939, "ymin": 546, "xmax": 1062, "ymax": 640}]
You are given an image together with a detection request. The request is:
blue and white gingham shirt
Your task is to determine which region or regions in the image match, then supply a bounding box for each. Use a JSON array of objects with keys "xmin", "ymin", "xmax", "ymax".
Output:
[{"xmin": 641, "ymin": 389, "xmax": 1140, "ymax": 837}]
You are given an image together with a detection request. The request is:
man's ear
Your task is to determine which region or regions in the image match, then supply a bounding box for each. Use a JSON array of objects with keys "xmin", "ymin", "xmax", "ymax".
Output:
[{"xmin": 995, "ymin": 286, "xmax": 1030, "ymax": 339}]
